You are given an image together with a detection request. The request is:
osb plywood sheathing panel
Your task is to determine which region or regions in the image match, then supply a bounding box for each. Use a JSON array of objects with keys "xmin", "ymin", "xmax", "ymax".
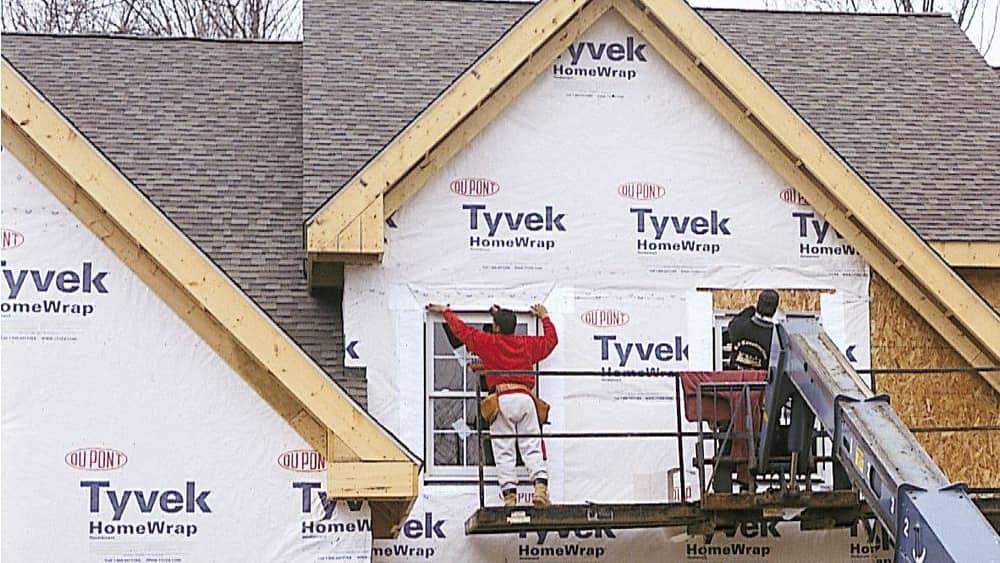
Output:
[
  {"xmin": 711, "ymin": 289, "xmax": 825, "ymax": 313},
  {"xmin": 917, "ymin": 430, "xmax": 1000, "ymax": 489},
  {"xmin": 870, "ymin": 273, "xmax": 999, "ymax": 486}
]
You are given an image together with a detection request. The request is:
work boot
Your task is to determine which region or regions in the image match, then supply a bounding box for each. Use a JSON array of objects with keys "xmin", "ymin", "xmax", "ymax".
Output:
[
  {"xmin": 533, "ymin": 481, "xmax": 551, "ymax": 508},
  {"xmin": 503, "ymin": 490, "xmax": 517, "ymax": 507}
]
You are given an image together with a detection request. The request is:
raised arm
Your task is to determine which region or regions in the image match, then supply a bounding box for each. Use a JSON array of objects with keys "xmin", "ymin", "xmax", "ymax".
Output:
[
  {"xmin": 439, "ymin": 309, "xmax": 489, "ymax": 355},
  {"xmin": 528, "ymin": 304, "xmax": 558, "ymax": 363}
]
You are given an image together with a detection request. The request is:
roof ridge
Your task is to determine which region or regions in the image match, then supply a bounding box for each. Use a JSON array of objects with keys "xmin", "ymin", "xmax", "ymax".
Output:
[{"xmin": 0, "ymin": 31, "xmax": 302, "ymax": 45}]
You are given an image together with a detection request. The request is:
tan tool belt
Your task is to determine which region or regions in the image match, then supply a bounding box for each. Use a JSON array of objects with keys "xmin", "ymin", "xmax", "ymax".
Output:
[{"xmin": 480, "ymin": 383, "xmax": 550, "ymax": 426}]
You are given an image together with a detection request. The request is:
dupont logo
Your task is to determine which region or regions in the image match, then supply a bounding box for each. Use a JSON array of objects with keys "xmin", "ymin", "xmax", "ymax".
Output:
[
  {"xmin": 618, "ymin": 182, "xmax": 665, "ymax": 201},
  {"xmin": 278, "ymin": 450, "xmax": 327, "ymax": 473},
  {"xmin": 450, "ymin": 177, "xmax": 500, "ymax": 198},
  {"xmin": 65, "ymin": 447, "xmax": 128, "ymax": 471},
  {"xmin": 780, "ymin": 188, "xmax": 809, "ymax": 206},
  {"xmin": 2, "ymin": 228, "xmax": 24, "ymax": 250},
  {"xmin": 581, "ymin": 309, "xmax": 630, "ymax": 328}
]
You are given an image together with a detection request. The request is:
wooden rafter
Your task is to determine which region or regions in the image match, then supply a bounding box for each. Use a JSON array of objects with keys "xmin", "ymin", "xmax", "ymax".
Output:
[
  {"xmin": 628, "ymin": 0, "xmax": 998, "ymax": 382},
  {"xmin": 302, "ymin": 0, "xmax": 1000, "ymax": 392},
  {"xmin": 305, "ymin": 0, "xmax": 598, "ymax": 258},
  {"xmin": 1, "ymin": 60, "xmax": 420, "ymax": 536}
]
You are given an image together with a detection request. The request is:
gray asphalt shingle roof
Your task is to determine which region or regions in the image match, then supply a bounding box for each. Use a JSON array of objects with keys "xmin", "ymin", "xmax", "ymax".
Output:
[
  {"xmin": 2, "ymin": 36, "xmax": 360, "ymax": 401},
  {"xmin": 702, "ymin": 9, "xmax": 1000, "ymax": 242},
  {"xmin": 3, "ymin": 3, "xmax": 998, "ymax": 396}
]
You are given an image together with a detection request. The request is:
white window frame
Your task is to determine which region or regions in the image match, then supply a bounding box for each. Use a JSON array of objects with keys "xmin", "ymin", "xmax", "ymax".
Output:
[{"xmin": 424, "ymin": 310, "xmax": 538, "ymax": 482}]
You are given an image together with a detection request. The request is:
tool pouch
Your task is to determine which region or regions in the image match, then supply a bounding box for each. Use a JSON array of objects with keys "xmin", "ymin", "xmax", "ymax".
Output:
[
  {"xmin": 533, "ymin": 395, "xmax": 550, "ymax": 426},
  {"xmin": 479, "ymin": 393, "xmax": 500, "ymax": 426},
  {"xmin": 480, "ymin": 393, "xmax": 550, "ymax": 426}
]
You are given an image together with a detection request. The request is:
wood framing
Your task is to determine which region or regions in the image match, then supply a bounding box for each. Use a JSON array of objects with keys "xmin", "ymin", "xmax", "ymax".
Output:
[
  {"xmin": 305, "ymin": 0, "xmax": 600, "ymax": 260},
  {"xmin": 2, "ymin": 60, "xmax": 420, "ymax": 537},
  {"xmin": 304, "ymin": 0, "xmax": 1000, "ymax": 392},
  {"xmin": 931, "ymin": 242, "xmax": 1000, "ymax": 268}
]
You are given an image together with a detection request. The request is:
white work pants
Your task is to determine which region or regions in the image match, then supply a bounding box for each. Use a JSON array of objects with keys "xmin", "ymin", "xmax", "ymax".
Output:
[{"xmin": 491, "ymin": 392, "xmax": 547, "ymax": 491}]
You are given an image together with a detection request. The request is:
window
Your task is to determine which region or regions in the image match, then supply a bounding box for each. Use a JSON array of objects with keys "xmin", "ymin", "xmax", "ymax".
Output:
[{"xmin": 424, "ymin": 311, "xmax": 534, "ymax": 481}]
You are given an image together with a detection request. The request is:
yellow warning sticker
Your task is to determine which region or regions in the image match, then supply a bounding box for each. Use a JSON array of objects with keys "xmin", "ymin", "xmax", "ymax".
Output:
[{"xmin": 854, "ymin": 446, "xmax": 864, "ymax": 472}]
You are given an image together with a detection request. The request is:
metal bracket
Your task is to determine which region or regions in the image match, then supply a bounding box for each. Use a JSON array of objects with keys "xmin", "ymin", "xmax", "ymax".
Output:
[
  {"xmin": 506, "ymin": 511, "xmax": 531, "ymax": 525},
  {"xmin": 586, "ymin": 504, "xmax": 615, "ymax": 522}
]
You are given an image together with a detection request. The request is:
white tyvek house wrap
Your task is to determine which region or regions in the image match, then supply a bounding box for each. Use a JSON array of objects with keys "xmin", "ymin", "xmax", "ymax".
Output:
[
  {"xmin": 344, "ymin": 11, "xmax": 886, "ymax": 562},
  {"xmin": 0, "ymin": 151, "xmax": 372, "ymax": 562}
]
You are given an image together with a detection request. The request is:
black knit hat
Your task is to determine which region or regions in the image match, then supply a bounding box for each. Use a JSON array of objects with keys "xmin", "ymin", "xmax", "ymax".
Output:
[
  {"xmin": 757, "ymin": 290, "xmax": 780, "ymax": 317},
  {"xmin": 490, "ymin": 305, "xmax": 517, "ymax": 335}
]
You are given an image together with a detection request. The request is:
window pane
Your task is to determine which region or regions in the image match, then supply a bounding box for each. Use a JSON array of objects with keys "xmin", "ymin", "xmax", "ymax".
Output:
[
  {"xmin": 433, "ymin": 398, "xmax": 464, "ymax": 430},
  {"xmin": 466, "ymin": 367, "xmax": 487, "ymax": 394},
  {"xmin": 433, "ymin": 322, "xmax": 457, "ymax": 355},
  {"xmin": 433, "ymin": 433, "xmax": 462, "ymax": 466},
  {"xmin": 466, "ymin": 434, "xmax": 491, "ymax": 467},
  {"xmin": 434, "ymin": 359, "xmax": 464, "ymax": 391},
  {"xmin": 464, "ymin": 398, "xmax": 482, "ymax": 428}
]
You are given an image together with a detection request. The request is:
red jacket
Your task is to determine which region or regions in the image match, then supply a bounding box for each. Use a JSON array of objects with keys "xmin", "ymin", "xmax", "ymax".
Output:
[{"xmin": 443, "ymin": 310, "xmax": 558, "ymax": 389}]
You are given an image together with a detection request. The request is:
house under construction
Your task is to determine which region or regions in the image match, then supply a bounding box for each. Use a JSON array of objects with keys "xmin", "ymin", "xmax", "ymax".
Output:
[{"xmin": 2, "ymin": 0, "xmax": 998, "ymax": 561}]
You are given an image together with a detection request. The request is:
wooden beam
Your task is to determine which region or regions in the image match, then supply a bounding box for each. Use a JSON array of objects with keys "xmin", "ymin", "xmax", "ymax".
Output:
[
  {"xmin": 307, "ymin": 261, "xmax": 345, "ymax": 289},
  {"xmin": 2, "ymin": 116, "xmax": 332, "ymax": 454},
  {"xmin": 306, "ymin": 0, "xmax": 595, "ymax": 254},
  {"xmin": 931, "ymin": 242, "xmax": 1000, "ymax": 268},
  {"xmin": 384, "ymin": 0, "xmax": 614, "ymax": 217},
  {"xmin": 371, "ymin": 499, "xmax": 418, "ymax": 539},
  {"xmin": 1, "ymin": 60, "xmax": 421, "ymax": 463},
  {"xmin": 360, "ymin": 192, "xmax": 385, "ymax": 254},
  {"xmin": 614, "ymin": 0, "xmax": 1000, "ymax": 391},
  {"xmin": 328, "ymin": 462, "xmax": 420, "ymax": 499},
  {"xmin": 636, "ymin": 0, "xmax": 999, "ymax": 366}
]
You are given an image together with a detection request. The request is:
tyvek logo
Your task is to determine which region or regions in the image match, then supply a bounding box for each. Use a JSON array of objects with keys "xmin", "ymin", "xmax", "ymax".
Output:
[
  {"xmin": 464, "ymin": 204, "xmax": 566, "ymax": 251},
  {"xmin": 373, "ymin": 511, "xmax": 448, "ymax": 559},
  {"xmin": 594, "ymin": 334, "xmax": 689, "ymax": 368},
  {"xmin": 517, "ymin": 529, "xmax": 615, "ymax": 560},
  {"xmin": 849, "ymin": 519, "xmax": 893, "ymax": 559},
  {"xmin": 779, "ymin": 188, "xmax": 809, "ymax": 206},
  {"xmin": 2, "ymin": 261, "xmax": 109, "ymax": 298},
  {"xmin": 793, "ymin": 211, "xmax": 858, "ymax": 259},
  {"xmin": 450, "ymin": 177, "xmax": 499, "ymax": 197},
  {"xmin": 66, "ymin": 447, "xmax": 128, "ymax": 471},
  {"xmin": 2, "ymin": 228, "xmax": 24, "ymax": 249},
  {"xmin": 687, "ymin": 521, "xmax": 777, "ymax": 559},
  {"xmin": 83, "ymin": 481, "xmax": 210, "ymax": 538},
  {"xmin": 1, "ymin": 260, "xmax": 109, "ymax": 318},
  {"xmin": 629, "ymin": 208, "xmax": 730, "ymax": 256},
  {"xmin": 566, "ymin": 37, "xmax": 647, "ymax": 65},
  {"xmin": 581, "ymin": 309, "xmax": 630, "ymax": 328},
  {"xmin": 618, "ymin": 182, "xmax": 665, "ymax": 201},
  {"xmin": 293, "ymin": 482, "xmax": 372, "ymax": 538},
  {"xmin": 553, "ymin": 36, "xmax": 647, "ymax": 81},
  {"xmin": 278, "ymin": 450, "xmax": 327, "ymax": 473}
]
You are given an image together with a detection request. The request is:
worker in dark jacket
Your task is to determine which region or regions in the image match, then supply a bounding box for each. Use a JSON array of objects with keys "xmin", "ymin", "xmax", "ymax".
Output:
[
  {"xmin": 426, "ymin": 303, "xmax": 558, "ymax": 507},
  {"xmin": 726, "ymin": 290, "xmax": 780, "ymax": 370}
]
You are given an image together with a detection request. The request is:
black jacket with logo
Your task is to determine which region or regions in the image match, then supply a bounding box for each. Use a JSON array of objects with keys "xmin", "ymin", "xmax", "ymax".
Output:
[{"xmin": 726, "ymin": 306, "xmax": 775, "ymax": 370}]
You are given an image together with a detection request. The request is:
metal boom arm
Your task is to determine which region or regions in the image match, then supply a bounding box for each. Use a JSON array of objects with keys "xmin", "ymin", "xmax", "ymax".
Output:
[{"xmin": 758, "ymin": 322, "xmax": 999, "ymax": 563}]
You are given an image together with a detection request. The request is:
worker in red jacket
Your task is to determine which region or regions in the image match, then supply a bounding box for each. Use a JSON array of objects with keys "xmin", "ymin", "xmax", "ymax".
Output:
[{"xmin": 426, "ymin": 303, "xmax": 558, "ymax": 507}]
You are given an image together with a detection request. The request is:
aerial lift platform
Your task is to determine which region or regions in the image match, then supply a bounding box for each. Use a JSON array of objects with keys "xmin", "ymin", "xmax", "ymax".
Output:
[{"xmin": 465, "ymin": 320, "xmax": 1000, "ymax": 562}]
